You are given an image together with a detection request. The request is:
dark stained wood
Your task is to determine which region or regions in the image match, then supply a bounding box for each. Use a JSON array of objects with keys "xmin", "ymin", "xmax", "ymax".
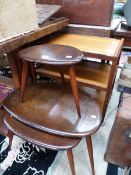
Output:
[
  {"xmin": 7, "ymin": 129, "xmax": 14, "ymax": 151},
  {"xmin": 36, "ymin": 0, "xmax": 114, "ymax": 27},
  {"xmin": 30, "ymin": 62, "xmax": 37, "ymax": 83},
  {"xmin": 4, "ymin": 114, "xmax": 80, "ymax": 150},
  {"xmin": 3, "ymin": 82, "xmax": 102, "ymax": 137},
  {"xmin": 19, "ymin": 44, "xmax": 83, "ymax": 116},
  {"xmin": 20, "ymin": 61, "xmax": 29, "ymax": 102},
  {"xmin": 67, "ymin": 149, "xmax": 76, "ymax": 175},
  {"xmin": 86, "ymin": 136, "xmax": 95, "ymax": 175},
  {"xmin": 64, "ymin": 26, "xmax": 111, "ymax": 37},
  {"xmin": 0, "ymin": 19, "xmax": 69, "ymax": 56},
  {"xmin": 114, "ymin": 22, "xmax": 131, "ymax": 47},
  {"xmin": 69, "ymin": 65, "xmax": 81, "ymax": 118},
  {"xmin": 18, "ymin": 44, "xmax": 83, "ymax": 65},
  {"xmin": 7, "ymin": 52, "xmax": 21, "ymax": 88}
]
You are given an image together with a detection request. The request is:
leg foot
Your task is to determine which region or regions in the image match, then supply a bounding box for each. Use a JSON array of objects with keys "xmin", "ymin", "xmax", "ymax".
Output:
[
  {"xmin": 67, "ymin": 149, "xmax": 76, "ymax": 175},
  {"xmin": 7, "ymin": 130, "xmax": 14, "ymax": 151},
  {"xmin": 86, "ymin": 136, "xmax": 95, "ymax": 175}
]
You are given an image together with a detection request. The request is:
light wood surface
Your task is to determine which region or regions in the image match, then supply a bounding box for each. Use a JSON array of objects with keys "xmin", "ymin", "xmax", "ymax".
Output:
[
  {"xmin": 36, "ymin": 60, "xmax": 111, "ymax": 90},
  {"xmin": 45, "ymin": 33, "xmax": 122, "ymax": 58}
]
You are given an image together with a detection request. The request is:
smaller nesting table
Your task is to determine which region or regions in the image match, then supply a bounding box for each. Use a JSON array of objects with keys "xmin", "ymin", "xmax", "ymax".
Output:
[{"xmin": 19, "ymin": 44, "xmax": 83, "ymax": 117}]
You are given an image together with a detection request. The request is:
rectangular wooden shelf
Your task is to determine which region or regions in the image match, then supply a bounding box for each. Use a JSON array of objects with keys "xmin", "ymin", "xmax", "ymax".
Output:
[{"xmin": 36, "ymin": 60, "xmax": 111, "ymax": 90}]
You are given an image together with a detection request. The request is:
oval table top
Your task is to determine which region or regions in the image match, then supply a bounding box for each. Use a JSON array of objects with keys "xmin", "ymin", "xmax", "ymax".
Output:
[
  {"xmin": 18, "ymin": 44, "xmax": 83, "ymax": 65},
  {"xmin": 3, "ymin": 82, "xmax": 102, "ymax": 137},
  {"xmin": 4, "ymin": 114, "xmax": 80, "ymax": 150}
]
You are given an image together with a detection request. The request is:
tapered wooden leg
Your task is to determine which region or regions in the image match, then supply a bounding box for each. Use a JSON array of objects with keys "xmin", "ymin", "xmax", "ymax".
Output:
[
  {"xmin": 69, "ymin": 65, "xmax": 81, "ymax": 118},
  {"xmin": 7, "ymin": 130, "xmax": 14, "ymax": 151},
  {"xmin": 20, "ymin": 61, "xmax": 29, "ymax": 102},
  {"xmin": 86, "ymin": 136, "xmax": 95, "ymax": 175},
  {"xmin": 67, "ymin": 149, "xmax": 76, "ymax": 175},
  {"xmin": 30, "ymin": 62, "xmax": 37, "ymax": 83},
  {"xmin": 60, "ymin": 71, "xmax": 65, "ymax": 84}
]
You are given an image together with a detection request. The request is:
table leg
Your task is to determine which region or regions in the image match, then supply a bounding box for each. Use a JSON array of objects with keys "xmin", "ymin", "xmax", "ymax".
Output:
[
  {"xmin": 67, "ymin": 149, "xmax": 76, "ymax": 175},
  {"xmin": 30, "ymin": 62, "xmax": 37, "ymax": 83},
  {"xmin": 69, "ymin": 65, "xmax": 81, "ymax": 118},
  {"xmin": 103, "ymin": 61, "xmax": 117, "ymax": 121},
  {"xmin": 20, "ymin": 61, "xmax": 29, "ymax": 102},
  {"xmin": 7, "ymin": 52, "xmax": 21, "ymax": 88},
  {"xmin": 7, "ymin": 130, "xmax": 14, "ymax": 151},
  {"xmin": 86, "ymin": 136, "xmax": 95, "ymax": 175},
  {"xmin": 59, "ymin": 71, "xmax": 65, "ymax": 84}
]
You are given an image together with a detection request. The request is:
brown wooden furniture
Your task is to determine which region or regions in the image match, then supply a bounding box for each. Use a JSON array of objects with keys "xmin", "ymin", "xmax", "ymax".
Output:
[
  {"xmin": 4, "ymin": 82, "xmax": 102, "ymax": 137},
  {"xmin": 105, "ymin": 93, "xmax": 131, "ymax": 167},
  {"xmin": 36, "ymin": 33, "xmax": 124, "ymax": 119},
  {"xmin": 19, "ymin": 44, "xmax": 83, "ymax": 117},
  {"xmin": 36, "ymin": 0, "xmax": 114, "ymax": 27},
  {"xmin": 4, "ymin": 113, "xmax": 81, "ymax": 175},
  {"xmin": 114, "ymin": 22, "xmax": 131, "ymax": 47},
  {"xmin": 3, "ymin": 82, "xmax": 102, "ymax": 175}
]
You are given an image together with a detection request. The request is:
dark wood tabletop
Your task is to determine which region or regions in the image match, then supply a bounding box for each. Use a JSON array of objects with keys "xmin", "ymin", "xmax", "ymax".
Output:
[
  {"xmin": 3, "ymin": 82, "xmax": 102, "ymax": 137},
  {"xmin": 4, "ymin": 114, "xmax": 81, "ymax": 150},
  {"xmin": 18, "ymin": 44, "xmax": 83, "ymax": 65}
]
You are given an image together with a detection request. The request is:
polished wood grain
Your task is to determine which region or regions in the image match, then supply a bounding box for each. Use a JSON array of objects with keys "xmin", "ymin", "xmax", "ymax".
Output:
[
  {"xmin": 45, "ymin": 33, "xmax": 122, "ymax": 59},
  {"xmin": 19, "ymin": 44, "xmax": 83, "ymax": 116},
  {"xmin": 3, "ymin": 82, "xmax": 102, "ymax": 137},
  {"xmin": 36, "ymin": 60, "xmax": 111, "ymax": 90},
  {"xmin": 18, "ymin": 44, "xmax": 83, "ymax": 65},
  {"xmin": 4, "ymin": 114, "xmax": 80, "ymax": 150}
]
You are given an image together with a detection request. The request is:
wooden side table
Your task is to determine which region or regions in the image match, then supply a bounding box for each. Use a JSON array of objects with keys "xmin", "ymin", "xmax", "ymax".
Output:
[{"xmin": 36, "ymin": 33, "xmax": 124, "ymax": 119}]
